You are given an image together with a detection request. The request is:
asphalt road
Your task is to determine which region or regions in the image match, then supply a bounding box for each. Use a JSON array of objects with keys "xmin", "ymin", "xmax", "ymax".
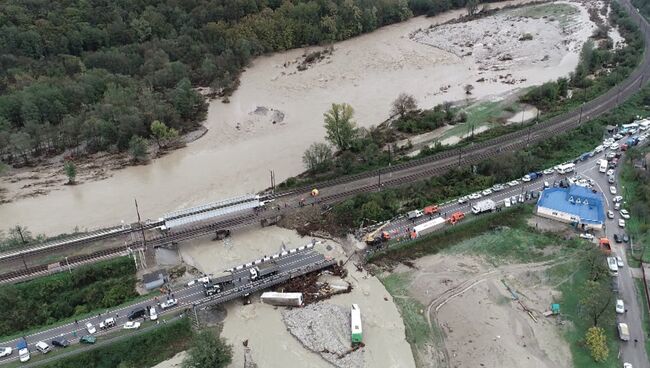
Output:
[{"xmin": 0, "ymin": 246, "xmax": 328, "ymax": 364}]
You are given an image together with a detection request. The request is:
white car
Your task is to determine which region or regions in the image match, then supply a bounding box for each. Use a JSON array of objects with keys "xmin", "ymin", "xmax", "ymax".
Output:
[
  {"xmin": 609, "ymin": 143, "xmax": 619, "ymax": 150},
  {"xmin": 123, "ymin": 321, "xmax": 141, "ymax": 330},
  {"xmin": 613, "ymin": 195, "xmax": 623, "ymax": 203},
  {"xmin": 608, "ymin": 210, "xmax": 615, "ymax": 219},
  {"xmin": 149, "ymin": 307, "xmax": 158, "ymax": 321},
  {"xmin": 594, "ymin": 145, "xmax": 604, "ymax": 153},
  {"xmin": 609, "ymin": 186, "xmax": 617, "ymax": 195},
  {"xmin": 579, "ymin": 233, "xmax": 595, "ymax": 240},
  {"xmin": 616, "ymin": 299, "xmax": 625, "ymax": 314},
  {"xmin": 615, "ymin": 202, "xmax": 621, "ymax": 210},
  {"xmin": 0, "ymin": 347, "xmax": 11, "ymax": 358},
  {"xmin": 85, "ymin": 322, "xmax": 96, "ymax": 334},
  {"xmin": 619, "ymin": 219, "xmax": 626, "ymax": 228},
  {"xmin": 482, "ymin": 189, "xmax": 492, "ymax": 196},
  {"xmin": 508, "ymin": 180, "xmax": 519, "ymax": 187},
  {"xmin": 624, "ymin": 363, "xmax": 633, "ymax": 368},
  {"xmin": 619, "ymin": 209, "xmax": 630, "ymax": 219},
  {"xmin": 616, "ymin": 256, "xmax": 624, "ymax": 268},
  {"xmin": 468, "ymin": 193, "xmax": 482, "ymax": 200},
  {"xmin": 457, "ymin": 196, "xmax": 468, "ymax": 204},
  {"xmin": 522, "ymin": 175, "xmax": 532, "ymax": 182},
  {"xmin": 543, "ymin": 168, "xmax": 554, "ymax": 175},
  {"xmin": 161, "ymin": 298, "xmax": 178, "ymax": 310}
]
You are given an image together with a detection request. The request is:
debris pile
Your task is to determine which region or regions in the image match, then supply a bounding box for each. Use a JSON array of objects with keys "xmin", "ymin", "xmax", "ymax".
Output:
[
  {"xmin": 276, "ymin": 265, "xmax": 351, "ymax": 305},
  {"xmin": 282, "ymin": 303, "xmax": 363, "ymax": 368}
]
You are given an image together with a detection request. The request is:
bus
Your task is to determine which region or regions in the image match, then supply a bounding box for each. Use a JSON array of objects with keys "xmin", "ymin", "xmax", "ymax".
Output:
[{"xmin": 555, "ymin": 163, "xmax": 575, "ymax": 174}]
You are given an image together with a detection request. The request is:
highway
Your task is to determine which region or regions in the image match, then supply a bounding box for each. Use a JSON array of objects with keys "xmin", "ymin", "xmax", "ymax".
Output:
[{"xmin": 0, "ymin": 245, "xmax": 334, "ymax": 364}]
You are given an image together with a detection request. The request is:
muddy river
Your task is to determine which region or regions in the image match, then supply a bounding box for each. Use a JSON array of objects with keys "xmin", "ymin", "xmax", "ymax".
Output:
[{"xmin": 2, "ymin": 0, "xmax": 599, "ymax": 235}]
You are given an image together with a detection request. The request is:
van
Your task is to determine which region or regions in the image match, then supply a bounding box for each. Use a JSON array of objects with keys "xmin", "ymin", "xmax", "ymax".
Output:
[
  {"xmin": 407, "ymin": 210, "xmax": 423, "ymax": 220},
  {"xmin": 556, "ymin": 163, "xmax": 575, "ymax": 174},
  {"xmin": 618, "ymin": 323, "xmax": 630, "ymax": 341},
  {"xmin": 35, "ymin": 341, "xmax": 50, "ymax": 354},
  {"xmin": 149, "ymin": 307, "xmax": 158, "ymax": 321},
  {"xmin": 128, "ymin": 307, "xmax": 146, "ymax": 320},
  {"xmin": 599, "ymin": 160, "xmax": 607, "ymax": 173},
  {"xmin": 100, "ymin": 317, "xmax": 116, "ymax": 330},
  {"xmin": 607, "ymin": 257, "xmax": 619, "ymax": 276}
]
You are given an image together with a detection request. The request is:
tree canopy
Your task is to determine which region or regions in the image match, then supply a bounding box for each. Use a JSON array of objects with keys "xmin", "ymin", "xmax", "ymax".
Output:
[
  {"xmin": 324, "ymin": 103, "xmax": 357, "ymax": 151},
  {"xmin": 182, "ymin": 330, "xmax": 232, "ymax": 368}
]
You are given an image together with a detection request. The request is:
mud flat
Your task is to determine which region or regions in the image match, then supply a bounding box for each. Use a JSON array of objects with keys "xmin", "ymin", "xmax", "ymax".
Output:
[{"xmin": 1, "ymin": 0, "xmax": 598, "ymax": 236}]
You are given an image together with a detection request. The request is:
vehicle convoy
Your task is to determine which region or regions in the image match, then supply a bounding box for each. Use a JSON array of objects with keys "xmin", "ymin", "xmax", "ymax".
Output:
[
  {"xmin": 471, "ymin": 199, "xmax": 496, "ymax": 215},
  {"xmin": 410, "ymin": 217, "xmax": 447, "ymax": 239},
  {"xmin": 17, "ymin": 339, "xmax": 29, "ymax": 363},
  {"xmin": 249, "ymin": 262, "xmax": 279, "ymax": 281}
]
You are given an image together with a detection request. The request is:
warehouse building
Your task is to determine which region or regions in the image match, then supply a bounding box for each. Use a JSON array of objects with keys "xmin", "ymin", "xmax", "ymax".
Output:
[{"xmin": 536, "ymin": 185, "xmax": 605, "ymax": 230}]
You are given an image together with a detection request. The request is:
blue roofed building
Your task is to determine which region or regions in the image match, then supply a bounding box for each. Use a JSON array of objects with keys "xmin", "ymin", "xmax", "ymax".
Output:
[{"xmin": 536, "ymin": 185, "xmax": 605, "ymax": 230}]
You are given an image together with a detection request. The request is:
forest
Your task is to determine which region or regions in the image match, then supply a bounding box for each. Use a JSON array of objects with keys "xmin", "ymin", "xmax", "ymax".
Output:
[{"xmin": 0, "ymin": 0, "xmax": 484, "ymax": 163}]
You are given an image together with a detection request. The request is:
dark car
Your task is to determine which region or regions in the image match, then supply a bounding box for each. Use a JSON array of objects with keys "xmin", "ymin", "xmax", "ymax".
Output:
[
  {"xmin": 623, "ymin": 234, "xmax": 630, "ymax": 243},
  {"xmin": 51, "ymin": 337, "xmax": 70, "ymax": 348},
  {"xmin": 611, "ymin": 278, "xmax": 619, "ymax": 293},
  {"xmin": 79, "ymin": 335, "xmax": 96, "ymax": 344},
  {"xmin": 614, "ymin": 234, "xmax": 622, "ymax": 243},
  {"xmin": 127, "ymin": 307, "xmax": 146, "ymax": 320}
]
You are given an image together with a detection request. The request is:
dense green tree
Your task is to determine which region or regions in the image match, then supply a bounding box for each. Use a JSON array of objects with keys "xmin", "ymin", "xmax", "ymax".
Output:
[
  {"xmin": 324, "ymin": 103, "xmax": 357, "ymax": 151},
  {"xmin": 64, "ymin": 161, "xmax": 77, "ymax": 184},
  {"xmin": 150, "ymin": 120, "xmax": 179, "ymax": 149},
  {"xmin": 579, "ymin": 280, "xmax": 614, "ymax": 327},
  {"xmin": 182, "ymin": 330, "xmax": 232, "ymax": 368},
  {"xmin": 302, "ymin": 142, "xmax": 334, "ymax": 173},
  {"xmin": 128, "ymin": 135, "xmax": 148, "ymax": 162}
]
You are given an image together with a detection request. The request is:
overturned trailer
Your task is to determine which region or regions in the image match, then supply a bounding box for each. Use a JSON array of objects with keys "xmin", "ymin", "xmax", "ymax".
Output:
[{"xmin": 261, "ymin": 292, "xmax": 304, "ymax": 307}]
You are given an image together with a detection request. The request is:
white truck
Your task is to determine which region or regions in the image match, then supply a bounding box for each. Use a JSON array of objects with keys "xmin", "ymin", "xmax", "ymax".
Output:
[
  {"xmin": 411, "ymin": 217, "xmax": 447, "ymax": 238},
  {"xmin": 471, "ymin": 199, "xmax": 496, "ymax": 215},
  {"xmin": 407, "ymin": 210, "xmax": 424, "ymax": 220},
  {"xmin": 618, "ymin": 322, "xmax": 630, "ymax": 341}
]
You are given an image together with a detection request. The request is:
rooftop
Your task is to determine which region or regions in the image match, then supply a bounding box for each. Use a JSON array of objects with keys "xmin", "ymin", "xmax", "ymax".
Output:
[{"xmin": 537, "ymin": 185, "xmax": 605, "ymax": 224}]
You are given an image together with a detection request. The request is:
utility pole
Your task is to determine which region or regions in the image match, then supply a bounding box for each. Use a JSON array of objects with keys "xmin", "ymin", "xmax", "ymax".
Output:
[
  {"xmin": 65, "ymin": 256, "xmax": 72, "ymax": 273},
  {"xmin": 578, "ymin": 104, "xmax": 584, "ymax": 124},
  {"xmin": 134, "ymin": 199, "xmax": 147, "ymax": 253},
  {"xmin": 269, "ymin": 170, "xmax": 275, "ymax": 192}
]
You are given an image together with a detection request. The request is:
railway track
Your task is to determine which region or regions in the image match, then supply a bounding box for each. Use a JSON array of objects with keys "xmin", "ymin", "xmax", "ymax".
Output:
[{"xmin": 1, "ymin": 0, "xmax": 648, "ymax": 283}]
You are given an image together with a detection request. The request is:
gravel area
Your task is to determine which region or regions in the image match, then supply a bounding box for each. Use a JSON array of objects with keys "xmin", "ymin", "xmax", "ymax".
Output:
[{"xmin": 282, "ymin": 303, "xmax": 363, "ymax": 368}]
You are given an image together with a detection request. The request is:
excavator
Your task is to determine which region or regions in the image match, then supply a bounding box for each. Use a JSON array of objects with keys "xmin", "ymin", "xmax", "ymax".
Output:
[{"xmin": 363, "ymin": 222, "xmax": 391, "ymax": 245}]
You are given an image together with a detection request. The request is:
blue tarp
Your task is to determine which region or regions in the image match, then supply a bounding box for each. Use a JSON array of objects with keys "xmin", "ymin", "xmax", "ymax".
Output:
[{"xmin": 537, "ymin": 186, "xmax": 605, "ymax": 224}]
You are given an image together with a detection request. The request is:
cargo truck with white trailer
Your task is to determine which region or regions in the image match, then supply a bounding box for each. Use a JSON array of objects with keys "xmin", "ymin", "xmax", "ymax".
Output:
[
  {"xmin": 471, "ymin": 199, "xmax": 496, "ymax": 215},
  {"xmin": 249, "ymin": 262, "xmax": 279, "ymax": 281},
  {"xmin": 261, "ymin": 292, "xmax": 303, "ymax": 307},
  {"xmin": 411, "ymin": 217, "xmax": 447, "ymax": 239},
  {"xmin": 351, "ymin": 304, "xmax": 362, "ymax": 344}
]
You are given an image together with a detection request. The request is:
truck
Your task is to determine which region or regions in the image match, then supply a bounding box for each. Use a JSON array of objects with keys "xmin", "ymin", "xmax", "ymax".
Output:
[
  {"xmin": 626, "ymin": 136, "xmax": 639, "ymax": 147},
  {"xmin": 423, "ymin": 205, "xmax": 439, "ymax": 215},
  {"xmin": 447, "ymin": 211, "xmax": 465, "ymax": 224},
  {"xmin": 407, "ymin": 210, "xmax": 424, "ymax": 220},
  {"xmin": 249, "ymin": 262, "xmax": 278, "ymax": 281},
  {"xmin": 599, "ymin": 238, "xmax": 612, "ymax": 255},
  {"xmin": 261, "ymin": 292, "xmax": 303, "ymax": 307},
  {"xmin": 17, "ymin": 339, "xmax": 29, "ymax": 363},
  {"xmin": 471, "ymin": 199, "xmax": 496, "ymax": 215},
  {"xmin": 351, "ymin": 304, "xmax": 363, "ymax": 344},
  {"xmin": 618, "ymin": 323, "xmax": 630, "ymax": 341},
  {"xmin": 411, "ymin": 217, "xmax": 447, "ymax": 239}
]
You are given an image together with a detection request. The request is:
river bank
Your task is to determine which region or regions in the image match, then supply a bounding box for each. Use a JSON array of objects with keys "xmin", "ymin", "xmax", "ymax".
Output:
[{"xmin": 0, "ymin": 0, "xmax": 600, "ymax": 236}]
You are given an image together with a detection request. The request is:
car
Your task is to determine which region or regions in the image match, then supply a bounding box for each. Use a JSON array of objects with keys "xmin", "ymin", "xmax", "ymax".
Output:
[
  {"xmin": 614, "ymin": 234, "xmax": 622, "ymax": 243},
  {"xmin": 623, "ymin": 234, "xmax": 630, "ymax": 243},
  {"xmin": 619, "ymin": 209, "xmax": 630, "ymax": 219},
  {"xmin": 606, "ymin": 169, "xmax": 615, "ymax": 176},
  {"xmin": 613, "ymin": 195, "xmax": 623, "ymax": 203},
  {"xmin": 610, "ymin": 186, "xmax": 617, "ymax": 195},
  {"xmin": 616, "ymin": 299, "xmax": 625, "ymax": 314},
  {"xmin": 149, "ymin": 307, "xmax": 158, "ymax": 321},
  {"xmin": 543, "ymin": 181, "xmax": 550, "ymax": 188},
  {"xmin": 518, "ymin": 194, "xmax": 524, "ymax": 203},
  {"xmin": 611, "ymin": 278, "xmax": 619, "ymax": 293},
  {"xmin": 457, "ymin": 196, "xmax": 468, "ymax": 204},
  {"xmin": 608, "ymin": 175, "xmax": 615, "ymax": 184},
  {"xmin": 468, "ymin": 193, "xmax": 482, "ymax": 200},
  {"xmin": 481, "ymin": 189, "xmax": 492, "ymax": 196},
  {"xmin": 160, "ymin": 298, "xmax": 178, "ymax": 310},
  {"xmin": 522, "ymin": 175, "xmax": 532, "ymax": 182},
  {"xmin": 579, "ymin": 233, "xmax": 595, "ymax": 240},
  {"xmin": 543, "ymin": 168, "xmax": 554, "ymax": 175},
  {"xmin": 606, "ymin": 152, "xmax": 616, "ymax": 160},
  {"xmin": 85, "ymin": 322, "xmax": 96, "ymax": 334},
  {"xmin": 624, "ymin": 363, "xmax": 633, "ymax": 368},
  {"xmin": 608, "ymin": 210, "xmax": 615, "ymax": 219},
  {"xmin": 595, "ymin": 145, "xmax": 605, "ymax": 153},
  {"xmin": 616, "ymin": 256, "xmax": 624, "ymax": 268},
  {"xmin": 0, "ymin": 347, "xmax": 11, "ymax": 358},
  {"xmin": 615, "ymin": 202, "xmax": 621, "ymax": 210},
  {"xmin": 79, "ymin": 335, "xmax": 96, "ymax": 345},
  {"xmin": 613, "ymin": 133, "xmax": 624, "ymax": 140},
  {"xmin": 123, "ymin": 321, "xmax": 141, "ymax": 330},
  {"xmin": 492, "ymin": 184, "xmax": 505, "ymax": 192},
  {"xmin": 618, "ymin": 219, "xmax": 626, "ymax": 228},
  {"xmin": 508, "ymin": 180, "xmax": 519, "ymax": 187},
  {"xmin": 609, "ymin": 143, "xmax": 619, "ymax": 150},
  {"xmin": 186, "ymin": 280, "xmax": 196, "ymax": 287},
  {"xmin": 128, "ymin": 307, "xmax": 146, "ymax": 320},
  {"xmin": 51, "ymin": 337, "xmax": 70, "ymax": 348}
]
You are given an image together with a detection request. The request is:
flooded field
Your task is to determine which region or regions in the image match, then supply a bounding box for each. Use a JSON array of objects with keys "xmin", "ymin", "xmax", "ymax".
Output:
[{"xmin": 1, "ymin": 0, "xmax": 602, "ymax": 235}]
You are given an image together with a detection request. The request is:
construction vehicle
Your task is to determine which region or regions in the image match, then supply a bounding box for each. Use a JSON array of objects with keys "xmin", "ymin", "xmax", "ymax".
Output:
[
  {"xmin": 423, "ymin": 205, "xmax": 439, "ymax": 215},
  {"xmin": 447, "ymin": 211, "xmax": 465, "ymax": 224},
  {"xmin": 543, "ymin": 303, "xmax": 560, "ymax": 317},
  {"xmin": 599, "ymin": 238, "xmax": 612, "ymax": 255},
  {"xmin": 363, "ymin": 222, "xmax": 391, "ymax": 245}
]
